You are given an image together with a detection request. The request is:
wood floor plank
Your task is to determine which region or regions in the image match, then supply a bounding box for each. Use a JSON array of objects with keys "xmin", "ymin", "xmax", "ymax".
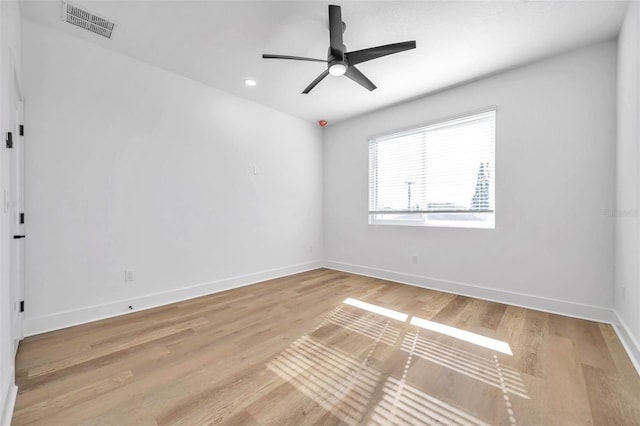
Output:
[
  {"xmin": 12, "ymin": 268, "xmax": 640, "ymax": 425},
  {"xmin": 431, "ymin": 294, "xmax": 474, "ymax": 323},
  {"xmin": 495, "ymin": 305, "xmax": 527, "ymax": 346},
  {"xmin": 16, "ymin": 330, "xmax": 189, "ymax": 395},
  {"xmin": 515, "ymin": 309, "xmax": 548, "ymax": 379},
  {"xmin": 480, "ymin": 300, "xmax": 508, "ymax": 331},
  {"xmin": 543, "ymin": 334, "xmax": 593, "ymax": 425},
  {"xmin": 27, "ymin": 317, "xmax": 209, "ymax": 379},
  {"xmin": 14, "ymin": 343, "xmax": 169, "ymax": 409},
  {"xmin": 575, "ymin": 320, "xmax": 616, "ymax": 371},
  {"xmin": 414, "ymin": 290, "xmax": 456, "ymax": 320},
  {"xmin": 599, "ymin": 323, "xmax": 640, "ymax": 377},
  {"xmin": 582, "ymin": 364, "xmax": 640, "ymax": 425},
  {"xmin": 12, "ymin": 370, "xmax": 134, "ymax": 424}
]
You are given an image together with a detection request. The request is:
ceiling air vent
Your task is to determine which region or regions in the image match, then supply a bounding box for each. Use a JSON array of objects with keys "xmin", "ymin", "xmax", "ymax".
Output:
[{"xmin": 62, "ymin": 2, "xmax": 116, "ymax": 39}]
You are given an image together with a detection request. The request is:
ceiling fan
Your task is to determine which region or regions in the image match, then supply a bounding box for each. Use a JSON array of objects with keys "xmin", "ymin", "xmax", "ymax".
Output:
[{"xmin": 262, "ymin": 4, "xmax": 416, "ymax": 94}]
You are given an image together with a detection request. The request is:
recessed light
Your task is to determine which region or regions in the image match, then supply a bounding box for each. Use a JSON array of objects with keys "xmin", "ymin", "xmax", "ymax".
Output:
[{"xmin": 244, "ymin": 79, "xmax": 257, "ymax": 86}]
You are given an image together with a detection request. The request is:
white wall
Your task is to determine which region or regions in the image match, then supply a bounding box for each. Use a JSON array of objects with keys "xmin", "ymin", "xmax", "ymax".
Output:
[
  {"xmin": 324, "ymin": 41, "xmax": 617, "ymax": 320},
  {"xmin": 615, "ymin": 1, "xmax": 640, "ymax": 369},
  {"xmin": 0, "ymin": 1, "xmax": 21, "ymax": 423},
  {"xmin": 22, "ymin": 21, "xmax": 323, "ymax": 335}
]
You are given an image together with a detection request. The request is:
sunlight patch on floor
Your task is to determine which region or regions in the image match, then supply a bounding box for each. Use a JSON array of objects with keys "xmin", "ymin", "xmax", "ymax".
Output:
[
  {"xmin": 343, "ymin": 297, "xmax": 409, "ymax": 322},
  {"xmin": 268, "ymin": 335, "xmax": 380, "ymax": 425},
  {"xmin": 410, "ymin": 316, "xmax": 513, "ymax": 355},
  {"xmin": 401, "ymin": 331, "xmax": 529, "ymax": 399},
  {"xmin": 371, "ymin": 376, "xmax": 493, "ymax": 426},
  {"xmin": 327, "ymin": 307, "xmax": 400, "ymax": 346},
  {"xmin": 267, "ymin": 297, "xmax": 527, "ymax": 425}
]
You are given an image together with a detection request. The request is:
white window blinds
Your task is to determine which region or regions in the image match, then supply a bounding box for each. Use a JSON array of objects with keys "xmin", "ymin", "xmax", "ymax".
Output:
[{"xmin": 369, "ymin": 109, "xmax": 495, "ymax": 228}]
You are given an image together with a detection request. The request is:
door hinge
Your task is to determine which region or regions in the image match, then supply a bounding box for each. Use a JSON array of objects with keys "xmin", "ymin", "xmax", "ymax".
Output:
[
  {"xmin": 6, "ymin": 132, "xmax": 12, "ymax": 149},
  {"xmin": 19, "ymin": 125, "xmax": 24, "ymax": 136},
  {"xmin": 20, "ymin": 213, "xmax": 24, "ymax": 224},
  {"xmin": 20, "ymin": 301, "xmax": 24, "ymax": 312}
]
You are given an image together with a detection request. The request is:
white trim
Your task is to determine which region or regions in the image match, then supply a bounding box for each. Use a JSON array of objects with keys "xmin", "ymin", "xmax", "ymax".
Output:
[
  {"xmin": 323, "ymin": 260, "xmax": 613, "ymax": 323},
  {"xmin": 1, "ymin": 368, "xmax": 17, "ymax": 426},
  {"xmin": 612, "ymin": 311, "xmax": 640, "ymax": 375},
  {"xmin": 367, "ymin": 105, "xmax": 498, "ymax": 142},
  {"xmin": 23, "ymin": 261, "xmax": 323, "ymax": 336}
]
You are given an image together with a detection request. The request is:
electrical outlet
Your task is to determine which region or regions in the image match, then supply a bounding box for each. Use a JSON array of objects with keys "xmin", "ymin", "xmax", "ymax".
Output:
[
  {"xmin": 412, "ymin": 255, "xmax": 418, "ymax": 264},
  {"xmin": 309, "ymin": 245, "xmax": 313, "ymax": 253},
  {"xmin": 125, "ymin": 270, "xmax": 135, "ymax": 282}
]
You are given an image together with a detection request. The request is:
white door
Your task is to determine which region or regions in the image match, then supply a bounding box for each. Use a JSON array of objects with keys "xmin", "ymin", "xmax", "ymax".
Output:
[{"xmin": 9, "ymin": 69, "xmax": 25, "ymax": 354}]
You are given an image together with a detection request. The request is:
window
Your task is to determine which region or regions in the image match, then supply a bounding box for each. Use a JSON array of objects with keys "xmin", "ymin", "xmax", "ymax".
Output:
[{"xmin": 368, "ymin": 109, "xmax": 495, "ymax": 228}]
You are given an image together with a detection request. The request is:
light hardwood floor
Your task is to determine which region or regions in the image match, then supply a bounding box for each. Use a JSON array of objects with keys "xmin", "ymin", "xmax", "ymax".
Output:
[{"xmin": 12, "ymin": 269, "xmax": 640, "ymax": 425}]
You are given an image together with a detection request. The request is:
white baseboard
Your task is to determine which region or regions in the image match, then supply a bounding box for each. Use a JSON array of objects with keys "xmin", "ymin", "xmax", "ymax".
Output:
[
  {"xmin": 1, "ymin": 368, "xmax": 17, "ymax": 426},
  {"xmin": 323, "ymin": 260, "xmax": 613, "ymax": 323},
  {"xmin": 24, "ymin": 260, "xmax": 323, "ymax": 336},
  {"xmin": 612, "ymin": 311, "xmax": 640, "ymax": 375}
]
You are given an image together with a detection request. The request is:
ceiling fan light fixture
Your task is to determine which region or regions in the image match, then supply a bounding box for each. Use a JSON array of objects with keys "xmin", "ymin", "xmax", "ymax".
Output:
[
  {"xmin": 329, "ymin": 63, "xmax": 347, "ymax": 76},
  {"xmin": 261, "ymin": 5, "xmax": 416, "ymax": 93}
]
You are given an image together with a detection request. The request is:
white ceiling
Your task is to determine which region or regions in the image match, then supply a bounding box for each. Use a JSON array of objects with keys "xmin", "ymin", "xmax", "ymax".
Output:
[{"xmin": 20, "ymin": 0, "xmax": 628, "ymax": 124}]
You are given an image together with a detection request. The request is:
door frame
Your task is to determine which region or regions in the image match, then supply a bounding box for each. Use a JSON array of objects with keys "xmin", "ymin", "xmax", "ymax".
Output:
[{"xmin": 8, "ymin": 49, "xmax": 24, "ymax": 353}]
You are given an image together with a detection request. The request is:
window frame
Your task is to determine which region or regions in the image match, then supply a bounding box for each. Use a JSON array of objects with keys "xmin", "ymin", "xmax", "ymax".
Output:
[{"xmin": 367, "ymin": 107, "xmax": 497, "ymax": 229}]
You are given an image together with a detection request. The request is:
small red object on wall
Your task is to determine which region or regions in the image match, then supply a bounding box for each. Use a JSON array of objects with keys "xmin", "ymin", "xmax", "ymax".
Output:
[{"xmin": 318, "ymin": 120, "xmax": 328, "ymax": 127}]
